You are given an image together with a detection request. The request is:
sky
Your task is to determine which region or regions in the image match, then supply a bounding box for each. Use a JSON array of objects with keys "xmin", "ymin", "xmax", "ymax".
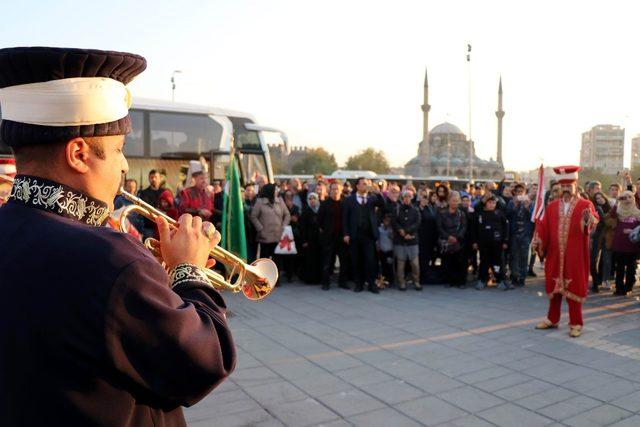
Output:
[{"xmin": 2, "ymin": 0, "xmax": 640, "ymax": 172}]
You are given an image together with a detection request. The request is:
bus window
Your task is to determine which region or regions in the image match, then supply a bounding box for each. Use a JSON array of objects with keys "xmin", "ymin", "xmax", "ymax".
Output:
[
  {"xmin": 229, "ymin": 117, "xmax": 261, "ymax": 150},
  {"xmin": 149, "ymin": 112, "xmax": 223, "ymax": 157},
  {"xmin": 124, "ymin": 110, "xmax": 144, "ymax": 157},
  {"xmin": 239, "ymin": 152, "xmax": 268, "ymax": 184}
]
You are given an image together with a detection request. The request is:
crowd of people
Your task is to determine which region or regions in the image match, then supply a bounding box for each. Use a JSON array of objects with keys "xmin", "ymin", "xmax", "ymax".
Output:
[
  {"xmin": 108, "ymin": 168, "xmax": 640, "ymax": 297},
  {"xmin": 248, "ymin": 176, "xmax": 543, "ymax": 293}
]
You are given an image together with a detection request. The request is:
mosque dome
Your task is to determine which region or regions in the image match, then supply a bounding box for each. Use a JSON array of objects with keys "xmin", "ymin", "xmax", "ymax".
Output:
[{"xmin": 430, "ymin": 122, "xmax": 465, "ymax": 135}]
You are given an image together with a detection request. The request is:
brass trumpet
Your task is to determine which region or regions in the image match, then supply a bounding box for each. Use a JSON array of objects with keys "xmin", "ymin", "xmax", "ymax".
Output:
[{"xmin": 117, "ymin": 188, "xmax": 277, "ymax": 301}]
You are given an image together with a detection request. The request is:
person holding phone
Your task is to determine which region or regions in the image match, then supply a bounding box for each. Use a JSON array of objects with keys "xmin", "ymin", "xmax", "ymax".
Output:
[{"xmin": 507, "ymin": 183, "xmax": 535, "ymax": 287}]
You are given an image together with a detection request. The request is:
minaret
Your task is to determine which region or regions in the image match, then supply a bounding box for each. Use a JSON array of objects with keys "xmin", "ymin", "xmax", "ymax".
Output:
[
  {"xmin": 419, "ymin": 68, "xmax": 431, "ymax": 157},
  {"xmin": 495, "ymin": 76, "xmax": 505, "ymax": 165}
]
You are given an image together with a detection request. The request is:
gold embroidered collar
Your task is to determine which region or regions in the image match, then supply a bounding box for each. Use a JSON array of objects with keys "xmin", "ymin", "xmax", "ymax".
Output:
[{"xmin": 8, "ymin": 175, "xmax": 110, "ymax": 227}]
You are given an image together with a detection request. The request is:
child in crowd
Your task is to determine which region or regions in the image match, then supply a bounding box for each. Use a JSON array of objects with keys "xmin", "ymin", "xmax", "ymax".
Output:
[{"xmin": 377, "ymin": 214, "xmax": 395, "ymax": 287}]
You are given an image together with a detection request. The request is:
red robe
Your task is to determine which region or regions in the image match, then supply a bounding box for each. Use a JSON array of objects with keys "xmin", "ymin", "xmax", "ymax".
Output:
[{"xmin": 535, "ymin": 197, "xmax": 597, "ymax": 303}]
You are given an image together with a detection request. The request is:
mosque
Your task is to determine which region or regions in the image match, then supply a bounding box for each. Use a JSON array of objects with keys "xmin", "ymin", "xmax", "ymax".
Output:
[{"xmin": 404, "ymin": 69, "xmax": 505, "ymax": 180}]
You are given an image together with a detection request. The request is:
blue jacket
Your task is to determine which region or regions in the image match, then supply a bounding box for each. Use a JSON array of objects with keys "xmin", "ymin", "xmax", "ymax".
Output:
[{"xmin": 506, "ymin": 199, "xmax": 535, "ymax": 241}]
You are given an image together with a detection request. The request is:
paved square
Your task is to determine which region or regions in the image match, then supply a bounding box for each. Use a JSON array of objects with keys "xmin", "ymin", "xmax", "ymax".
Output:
[{"xmin": 185, "ymin": 273, "xmax": 640, "ymax": 426}]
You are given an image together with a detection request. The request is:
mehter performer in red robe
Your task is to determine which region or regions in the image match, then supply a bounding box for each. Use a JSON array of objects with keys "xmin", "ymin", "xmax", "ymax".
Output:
[{"xmin": 533, "ymin": 166, "xmax": 598, "ymax": 338}]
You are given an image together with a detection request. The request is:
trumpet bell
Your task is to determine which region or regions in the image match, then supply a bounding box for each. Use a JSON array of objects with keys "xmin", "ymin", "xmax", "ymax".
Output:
[{"xmin": 242, "ymin": 258, "xmax": 278, "ymax": 300}]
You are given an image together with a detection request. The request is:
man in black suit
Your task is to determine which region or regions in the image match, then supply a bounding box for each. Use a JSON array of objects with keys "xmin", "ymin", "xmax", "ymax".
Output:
[
  {"xmin": 318, "ymin": 181, "xmax": 348, "ymax": 290},
  {"xmin": 342, "ymin": 177, "xmax": 385, "ymax": 293}
]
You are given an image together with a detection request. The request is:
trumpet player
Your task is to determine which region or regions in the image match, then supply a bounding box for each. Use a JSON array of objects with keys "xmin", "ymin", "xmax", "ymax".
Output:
[{"xmin": 0, "ymin": 47, "xmax": 236, "ymax": 427}]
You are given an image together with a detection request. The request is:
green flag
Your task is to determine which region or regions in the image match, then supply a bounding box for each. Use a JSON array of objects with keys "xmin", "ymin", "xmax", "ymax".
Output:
[{"xmin": 221, "ymin": 156, "xmax": 247, "ymax": 260}]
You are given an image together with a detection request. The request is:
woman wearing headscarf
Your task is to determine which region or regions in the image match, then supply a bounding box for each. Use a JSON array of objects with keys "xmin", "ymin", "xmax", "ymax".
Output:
[
  {"xmin": 250, "ymin": 183, "xmax": 291, "ymax": 262},
  {"xmin": 299, "ymin": 192, "xmax": 323, "ymax": 284},
  {"xmin": 609, "ymin": 190, "xmax": 640, "ymax": 296}
]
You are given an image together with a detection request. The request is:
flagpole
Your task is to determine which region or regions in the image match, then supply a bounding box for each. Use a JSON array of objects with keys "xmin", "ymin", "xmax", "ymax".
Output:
[{"xmin": 224, "ymin": 135, "xmax": 235, "ymax": 250}]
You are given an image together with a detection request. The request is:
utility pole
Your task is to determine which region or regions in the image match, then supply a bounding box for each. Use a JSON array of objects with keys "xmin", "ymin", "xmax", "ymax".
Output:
[
  {"xmin": 467, "ymin": 43, "xmax": 473, "ymax": 181},
  {"xmin": 171, "ymin": 70, "xmax": 182, "ymax": 102},
  {"xmin": 496, "ymin": 76, "xmax": 505, "ymax": 165}
]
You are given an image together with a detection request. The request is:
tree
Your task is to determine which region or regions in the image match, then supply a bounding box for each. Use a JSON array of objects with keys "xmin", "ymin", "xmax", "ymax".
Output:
[
  {"xmin": 291, "ymin": 148, "xmax": 338, "ymax": 175},
  {"xmin": 579, "ymin": 167, "xmax": 617, "ymax": 188},
  {"xmin": 345, "ymin": 148, "xmax": 391, "ymax": 173},
  {"xmin": 270, "ymin": 154, "xmax": 286, "ymax": 174}
]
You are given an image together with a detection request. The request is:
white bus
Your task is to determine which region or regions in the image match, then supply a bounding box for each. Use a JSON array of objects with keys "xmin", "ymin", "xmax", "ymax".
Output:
[
  {"xmin": 124, "ymin": 98, "xmax": 284, "ymax": 190},
  {"xmin": 0, "ymin": 98, "xmax": 284, "ymax": 190}
]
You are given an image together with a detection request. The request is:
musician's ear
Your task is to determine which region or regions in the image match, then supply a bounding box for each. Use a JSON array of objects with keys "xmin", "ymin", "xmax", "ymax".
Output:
[{"xmin": 64, "ymin": 138, "xmax": 92, "ymax": 174}]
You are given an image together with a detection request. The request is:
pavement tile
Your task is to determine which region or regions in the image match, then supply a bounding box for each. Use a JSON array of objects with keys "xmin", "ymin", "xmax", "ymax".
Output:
[
  {"xmin": 437, "ymin": 385, "xmax": 506, "ymax": 413},
  {"xmin": 609, "ymin": 415, "xmax": 640, "ymax": 427},
  {"xmin": 316, "ymin": 387, "xmax": 386, "ymax": 417},
  {"xmin": 561, "ymin": 371, "xmax": 619, "ymax": 393},
  {"xmin": 456, "ymin": 366, "xmax": 515, "ymax": 384},
  {"xmin": 405, "ymin": 370, "xmax": 466, "ymax": 394},
  {"xmin": 347, "ymin": 407, "xmax": 423, "ymax": 427},
  {"xmin": 538, "ymin": 366, "xmax": 595, "ymax": 385},
  {"xmin": 333, "ymin": 364, "xmax": 395, "ymax": 387},
  {"xmin": 351, "ymin": 349, "xmax": 398, "ymax": 364},
  {"xmin": 493, "ymin": 379, "xmax": 554, "ymax": 401},
  {"xmin": 473, "ymin": 372, "xmax": 532, "ymax": 393},
  {"xmin": 610, "ymin": 389, "xmax": 640, "ymax": 412},
  {"xmin": 438, "ymin": 415, "xmax": 497, "ymax": 427},
  {"xmin": 185, "ymin": 390, "xmax": 261, "ymax": 421},
  {"xmin": 396, "ymin": 396, "xmax": 469, "ymax": 425},
  {"xmin": 264, "ymin": 398, "xmax": 339, "ymax": 427},
  {"xmin": 310, "ymin": 354, "xmax": 364, "ymax": 371},
  {"xmin": 537, "ymin": 395, "xmax": 602, "ymax": 421},
  {"xmin": 363, "ymin": 379, "xmax": 426, "ymax": 405},
  {"xmin": 562, "ymin": 404, "xmax": 633, "ymax": 427},
  {"xmin": 314, "ymin": 420, "xmax": 352, "ymax": 427},
  {"xmin": 231, "ymin": 366, "xmax": 281, "ymax": 388},
  {"xmin": 187, "ymin": 408, "xmax": 284, "ymax": 427},
  {"xmin": 432, "ymin": 356, "xmax": 497, "ymax": 378},
  {"xmin": 243, "ymin": 380, "xmax": 309, "ymax": 406},
  {"xmin": 267, "ymin": 359, "xmax": 328, "ymax": 380},
  {"xmin": 514, "ymin": 387, "xmax": 578, "ymax": 411},
  {"xmin": 477, "ymin": 403, "xmax": 554, "ymax": 427},
  {"xmin": 294, "ymin": 373, "xmax": 353, "ymax": 397},
  {"xmin": 374, "ymin": 358, "xmax": 433, "ymax": 379},
  {"xmin": 582, "ymin": 378, "xmax": 640, "ymax": 402}
]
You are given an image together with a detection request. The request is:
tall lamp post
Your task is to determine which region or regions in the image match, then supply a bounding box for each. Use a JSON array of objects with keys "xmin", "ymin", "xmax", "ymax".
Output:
[
  {"xmin": 467, "ymin": 43, "xmax": 473, "ymax": 182},
  {"xmin": 171, "ymin": 70, "xmax": 182, "ymax": 102}
]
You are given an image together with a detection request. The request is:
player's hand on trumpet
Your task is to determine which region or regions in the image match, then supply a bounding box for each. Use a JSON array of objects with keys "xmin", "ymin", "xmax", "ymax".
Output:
[{"xmin": 156, "ymin": 214, "xmax": 221, "ymax": 270}]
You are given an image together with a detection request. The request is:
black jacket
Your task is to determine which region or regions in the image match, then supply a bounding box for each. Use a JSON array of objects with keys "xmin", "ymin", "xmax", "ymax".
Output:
[
  {"xmin": 392, "ymin": 203, "xmax": 420, "ymax": 246},
  {"xmin": 0, "ymin": 175, "xmax": 236, "ymax": 427},
  {"xmin": 342, "ymin": 192, "xmax": 385, "ymax": 240},
  {"xmin": 418, "ymin": 204, "xmax": 438, "ymax": 247},
  {"xmin": 317, "ymin": 198, "xmax": 343, "ymax": 243},
  {"xmin": 473, "ymin": 208, "xmax": 509, "ymax": 246},
  {"xmin": 436, "ymin": 208, "xmax": 468, "ymax": 244}
]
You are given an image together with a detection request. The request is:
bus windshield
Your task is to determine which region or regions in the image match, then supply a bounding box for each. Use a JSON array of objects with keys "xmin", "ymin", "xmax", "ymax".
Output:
[
  {"xmin": 148, "ymin": 111, "xmax": 223, "ymax": 158},
  {"xmin": 238, "ymin": 152, "xmax": 269, "ymax": 183}
]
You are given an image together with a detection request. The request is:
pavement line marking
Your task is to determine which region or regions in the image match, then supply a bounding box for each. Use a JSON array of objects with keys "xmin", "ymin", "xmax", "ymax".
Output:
[{"xmin": 276, "ymin": 300, "xmax": 640, "ymax": 363}]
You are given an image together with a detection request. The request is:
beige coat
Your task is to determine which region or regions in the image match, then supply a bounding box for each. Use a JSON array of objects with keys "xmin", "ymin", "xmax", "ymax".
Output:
[{"xmin": 250, "ymin": 197, "xmax": 291, "ymax": 243}]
